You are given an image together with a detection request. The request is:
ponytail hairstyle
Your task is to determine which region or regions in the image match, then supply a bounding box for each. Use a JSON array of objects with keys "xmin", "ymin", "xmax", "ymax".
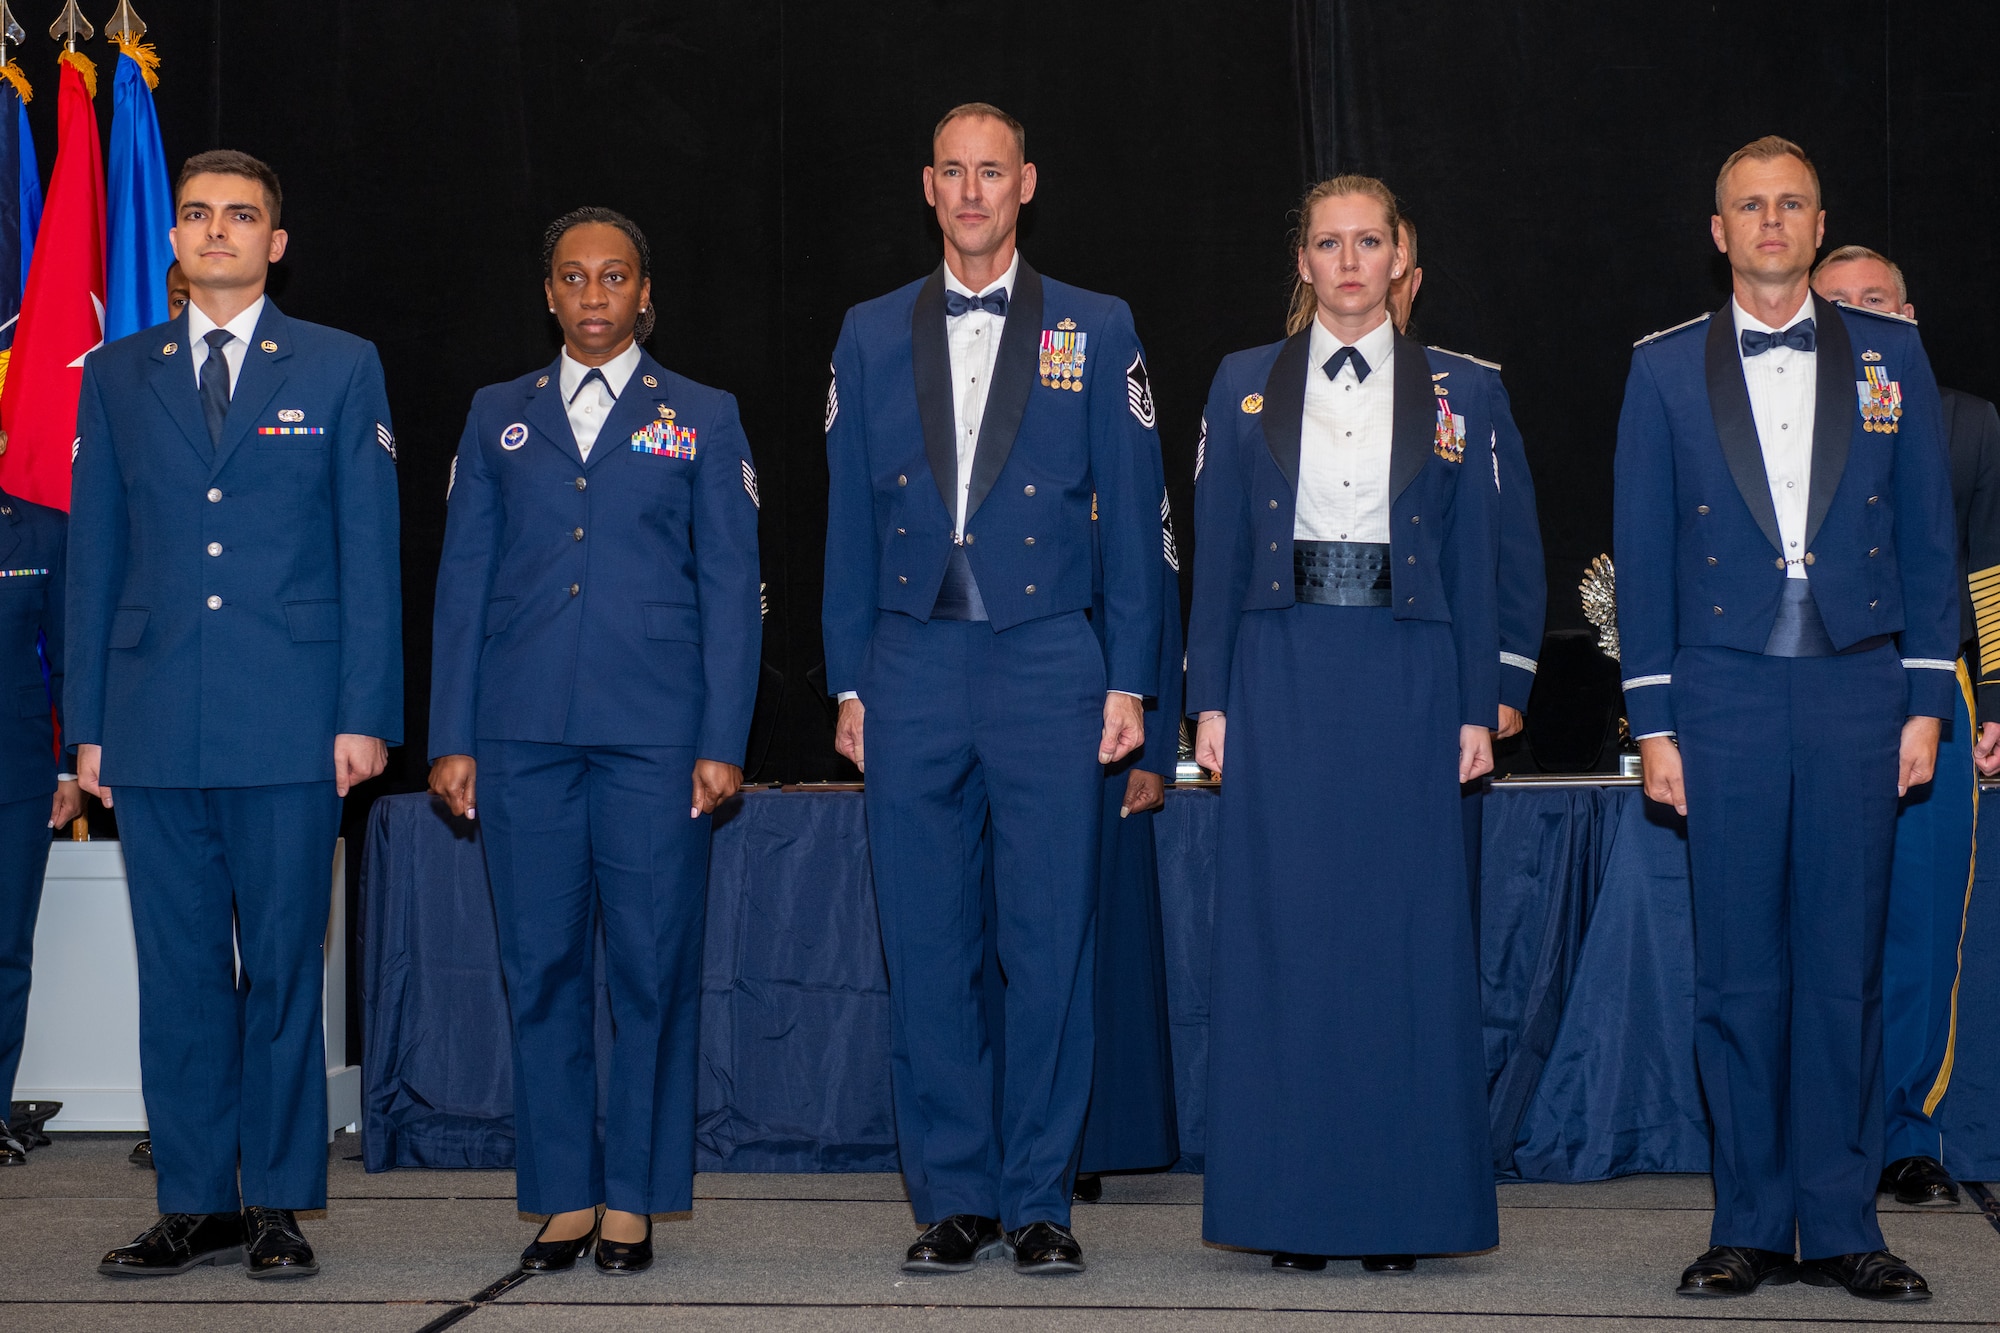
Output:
[
  {"xmin": 542, "ymin": 205, "xmax": 656, "ymax": 344},
  {"xmin": 1284, "ymin": 175, "xmax": 1402, "ymax": 336}
]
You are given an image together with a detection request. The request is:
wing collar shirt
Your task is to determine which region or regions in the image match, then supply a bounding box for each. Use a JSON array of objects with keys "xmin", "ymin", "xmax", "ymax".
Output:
[
  {"xmin": 943, "ymin": 249, "xmax": 1021, "ymax": 537},
  {"xmin": 559, "ymin": 341, "xmax": 643, "ymax": 461},
  {"xmin": 1734, "ymin": 292, "xmax": 1817, "ymax": 580},
  {"xmin": 1295, "ymin": 312, "xmax": 1397, "ymax": 542},
  {"xmin": 187, "ymin": 295, "xmax": 267, "ymax": 398}
]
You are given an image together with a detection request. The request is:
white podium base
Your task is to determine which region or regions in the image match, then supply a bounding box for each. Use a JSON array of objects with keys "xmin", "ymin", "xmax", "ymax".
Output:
[{"xmin": 14, "ymin": 837, "xmax": 357, "ymax": 1140}]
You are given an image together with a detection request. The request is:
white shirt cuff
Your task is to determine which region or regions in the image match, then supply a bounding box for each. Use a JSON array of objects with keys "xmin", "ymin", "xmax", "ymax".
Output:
[
  {"xmin": 836, "ymin": 691, "xmax": 858, "ymax": 703},
  {"xmin": 1110, "ymin": 690, "xmax": 1143, "ymax": 699},
  {"xmin": 1632, "ymin": 731, "xmax": 1675, "ymax": 742},
  {"xmin": 55, "ymin": 772, "xmax": 77, "ymax": 782}
]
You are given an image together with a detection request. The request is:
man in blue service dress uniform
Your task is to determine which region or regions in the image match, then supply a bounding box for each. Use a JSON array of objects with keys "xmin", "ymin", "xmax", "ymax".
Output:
[
  {"xmin": 822, "ymin": 103, "xmax": 1164, "ymax": 1275},
  {"xmin": 68, "ymin": 151, "xmax": 402, "ymax": 1280},
  {"xmin": 1614, "ymin": 138, "xmax": 1956, "ymax": 1303},
  {"xmin": 1814, "ymin": 244, "xmax": 2000, "ymax": 1209},
  {"xmin": 0, "ymin": 434, "xmax": 79, "ymax": 1166}
]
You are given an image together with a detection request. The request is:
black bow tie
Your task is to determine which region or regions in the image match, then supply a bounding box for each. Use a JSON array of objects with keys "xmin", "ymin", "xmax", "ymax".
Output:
[
  {"xmin": 1323, "ymin": 345, "xmax": 1371, "ymax": 383},
  {"xmin": 945, "ymin": 288, "xmax": 1009, "ymax": 318},
  {"xmin": 1741, "ymin": 320, "xmax": 1816, "ymax": 356}
]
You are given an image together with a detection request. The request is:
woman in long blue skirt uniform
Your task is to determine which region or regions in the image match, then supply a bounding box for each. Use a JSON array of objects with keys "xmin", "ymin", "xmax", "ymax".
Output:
[{"xmin": 1187, "ymin": 176, "xmax": 1502, "ymax": 1273}]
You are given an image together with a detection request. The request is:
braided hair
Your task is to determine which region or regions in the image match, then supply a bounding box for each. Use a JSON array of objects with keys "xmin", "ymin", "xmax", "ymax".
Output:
[{"xmin": 542, "ymin": 206, "xmax": 655, "ymax": 343}]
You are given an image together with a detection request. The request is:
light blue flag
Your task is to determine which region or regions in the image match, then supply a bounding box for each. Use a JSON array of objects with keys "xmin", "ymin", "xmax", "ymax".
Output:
[{"xmin": 105, "ymin": 48, "xmax": 173, "ymax": 341}]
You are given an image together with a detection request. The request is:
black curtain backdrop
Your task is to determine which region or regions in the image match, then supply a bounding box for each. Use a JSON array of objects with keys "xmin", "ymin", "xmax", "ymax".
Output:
[{"xmin": 25, "ymin": 1, "xmax": 2000, "ymax": 792}]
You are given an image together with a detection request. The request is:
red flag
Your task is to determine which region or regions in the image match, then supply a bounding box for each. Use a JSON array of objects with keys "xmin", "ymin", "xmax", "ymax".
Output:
[{"xmin": 0, "ymin": 54, "xmax": 105, "ymax": 513}]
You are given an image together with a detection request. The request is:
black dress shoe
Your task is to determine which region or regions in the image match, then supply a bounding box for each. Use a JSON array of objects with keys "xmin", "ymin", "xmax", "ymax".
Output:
[
  {"xmin": 1271, "ymin": 1252, "xmax": 1328, "ymax": 1272},
  {"xmin": 129, "ymin": 1138, "xmax": 154, "ymax": 1169},
  {"xmin": 1798, "ymin": 1250, "xmax": 1931, "ymax": 1301},
  {"xmin": 244, "ymin": 1207, "xmax": 317, "ymax": 1279},
  {"xmin": 1363, "ymin": 1254, "xmax": 1417, "ymax": 1273},
  {"xmin": 594, "ymin": 1215, "xmax": 654, "ymax": 1275},
  {"xmin": 1072, "ymin": 1172, "xmax": 1103, "ymax": 1203},
  {"xmin": 1009, "ymin": 1221, "xmax": 1084, "ymax": 1274},
  {"xmin": 99, "ymin": 1212, "xmax": 246, "ymax": 1277},
  {"xmin": 1676, "ymin": 1245, "xmax": 1798, "ymax": 1296},
  {"xmin": 0, "ymin": 1121, "xmax": 26, "ymax": 1166},
  {"xmin": 1879, "ymin": 1155, "xmax": 1959, "ymax": 1207},
  {"xmin": 9, "ymin": 1100, "xmax": 59, "ymax": 1147},
  {"xmin": 903, "ymin": 1214, "xmax": 1007, "ymax": 1273},
  {"xmin": 522, "ymin": 1215, "xmax": 599, "ymax": 1272}
]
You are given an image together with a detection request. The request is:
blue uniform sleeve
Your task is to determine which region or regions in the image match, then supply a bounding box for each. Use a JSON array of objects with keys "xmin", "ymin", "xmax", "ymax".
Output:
[
  {"xmin": 1612, "ymin": 350, "xmax": 1679, "ymax": 739},
  {"xmin": 1443, "ymin": 392, "xmax": 1499, "ymax": 730},
  {"xmin": 333, "ymin": 345, "xmax": 404, "ymax": 743},
  {"xmin": 1090, "ymin": 304, "xmax": 1163, "ymax": 699},
  {"xmin": 61, "ymin": 360, "xmax": 124, "ymax": 756},
  {"xmin": 693, "ymin": 395, "xmax": 764, "ymax": 766},
  {"xmin": 1890, "ymin": 330, "xmax": 1960, "ymax": 720},
  {"xmin": 821, "ymin": 314, "xmax": 875, "ymax": 698},
  {"xmin": 43, "ymin": 511, "xmax": 67, "ymax": 780},
  {"xmin": 1186, "ymin": 365, "xmax": 1250, "ymax": 717},
  {"xmin": 427, "ymin": 408, "xmax": 501, "ymax": 761},
  {"xmin": 1491, "ymin": 375, "xmax": 1547, "ymax": 714},
  {"xmin": 1139, "ymin": 501, "xmax": 1185, "ymax": 777}
]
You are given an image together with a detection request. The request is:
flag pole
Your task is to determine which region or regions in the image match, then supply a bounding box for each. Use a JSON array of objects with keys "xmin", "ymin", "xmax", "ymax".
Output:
[{"xmin": 0, "ymin": 4, "xmax": 21, "ymax": 68}]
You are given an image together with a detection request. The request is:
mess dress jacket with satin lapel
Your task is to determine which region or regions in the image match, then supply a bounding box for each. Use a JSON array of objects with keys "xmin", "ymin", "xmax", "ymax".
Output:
[
  {"xmin": 65, "ymin": 305, "xmax": 404, "ymax": 786},
  {"xmin": 1186, "ymin": 325, "xmax": 1500, "ymax": 728},
  {"xmin": 428, "ymin": 351, "xmax": 761, "ymax": 764},
  {"xmin": 1613, "ymin": 296, "xmax": 1959, "ymax": 738},
  {"xmin": 0, "ymin": 490, "xmax": 65, "ymax": 802}
]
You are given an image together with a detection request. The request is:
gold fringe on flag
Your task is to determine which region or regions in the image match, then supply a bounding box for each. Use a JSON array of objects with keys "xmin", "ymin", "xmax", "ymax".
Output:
[
  {"xmin": 57, "ymin": 48, "xmax": 96, "ymax": 100},
  {"xmin": 0, "ymin": 62, "xmax": 32, "ymax": 103},
  {"xmin": 113, "ymin": 36, "xmax": 159, "ymax": 90}
]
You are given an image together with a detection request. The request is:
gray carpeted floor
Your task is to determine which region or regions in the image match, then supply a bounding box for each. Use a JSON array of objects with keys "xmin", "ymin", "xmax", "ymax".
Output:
[{"xmin": 1, "ymin": 1134, "xmax": 1995, "ymax": 1331}]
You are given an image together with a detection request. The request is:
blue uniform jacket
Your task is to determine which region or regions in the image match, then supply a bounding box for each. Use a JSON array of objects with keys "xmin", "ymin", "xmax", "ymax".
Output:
[
  {"xmin": 1612, "ymin": 296, "xmax": 1959, "ymax": 738},
  {"xmin": 821, "ymin": 260, "xmax": 1164, "ymax": 700},
  {"xmin": 0, "ymin": 488, "xmax": 65, "ymax": 802},
  {"xmin": 1186, "ymin": 326, "xmax": 1500, "ymax": 729},
  {"xmin": 66, "ymin": 304, "xmax": 404, "ymax": 787},
  {"xmin": 1093, "ymin": 491, "xmax": 1184, "ymax": 778},
  {"xmin": 428, "ymin": 351, "xmax": 762, "ymax": 763}
]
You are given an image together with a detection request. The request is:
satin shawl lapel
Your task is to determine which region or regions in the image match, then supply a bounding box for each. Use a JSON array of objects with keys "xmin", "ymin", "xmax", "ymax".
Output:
[
  {"xmin": 911, "ymin": 268, "xmax": 958, "ymax": 515},
  {"xmin": 965, "ymin": 260, "xmax": 1042, "ymax": 520},
  {"xmin": 584, "ymin": 353, "xmax": 671, "ymax": 471},
  {"xmin": 145, "ymin": 312, "xmax": 212, "ymax": 465},
  {"xmin": 524, "ymin": 360, "xmax": 586, "ymax": 470},
  {"xmin": 1260, "ymin": 327, "xmax": 1311, "ymax": 490},
  {"xmin": 209, "ymin": 304, "xmax": 293, "ymax": 478},
  {"xmin": 1704, "ymin": 303, "xmax": 1784, "ymax": 555},
  {"xmin": 1389, "ymin": 332, "xmax": 1434, "ymax": 501},
  {"xmin": 1805, "ymin": 293, "xmax": 1853, "ymax": 545}
]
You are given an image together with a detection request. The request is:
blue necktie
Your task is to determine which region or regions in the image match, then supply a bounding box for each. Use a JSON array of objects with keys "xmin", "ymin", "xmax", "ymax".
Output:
[
  {"xmin": 198, "ymin": 329, "xmax": 234, "ymax": 450},
  {"xmin": 1740, "ymin": 320, "xmax": 1816, "ymax": 356},
  {"xmin": 569, "ymin": 366, "xmax": 613, "ymax": 404},
  {"xmin": 944, "ymin": 288, "xmax": 1009, "ymax": 318},
  {"xmin": 1323, "ymin": 345, "xmax": 1371, "ymax": 382}
]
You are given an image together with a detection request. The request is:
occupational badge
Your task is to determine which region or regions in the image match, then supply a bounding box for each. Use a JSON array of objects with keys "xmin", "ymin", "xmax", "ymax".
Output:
[
  {"xmin": 501, "ymin": 423, "xmax": 530, "ymax": 450},
  {"xmin": 1862, "ymin": 350, "xmax": 1882, "ymax": 362},
  {"xmin": 1041, "ymin": 326, "xmax": 1087, "ymax": 391},
  {"xmin": 1432, "ymin": 371, "xmax": 1449, "ymax": 381},
  {"xmin": 278, "ymin": 409, "xmax": 304, "ymax": 423},
  {"xmin": 1434, "ymin": 385, "xmax": 1449, "ymax": 397},
  {"xmin": 1241, "ymin": 393, "xmax": 1264, "ymax": 415},
  {"xmin": 1433, "ymin": 397, "xmax": 1466, "ymax": 463},
  {"xmin": 631, "ymin": 419, "xmax": 697, "ymax": 459},
  {"xmin": 658, "ymin": 404, "xmax": 675, "ymax": 420},
  {"xmin": 1858, "ymin": 366, "xmax": 1902, "ymax": 433}
]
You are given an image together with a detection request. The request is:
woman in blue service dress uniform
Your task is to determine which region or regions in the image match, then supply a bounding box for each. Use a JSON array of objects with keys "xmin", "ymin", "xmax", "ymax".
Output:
[
  {"xmin": 1187, "ymin": 176, "xmax": 1501, "ymax": 1273},
  {"xmin": 427, "ymin": 209, "xmax": 762, "ymax": 1275}
]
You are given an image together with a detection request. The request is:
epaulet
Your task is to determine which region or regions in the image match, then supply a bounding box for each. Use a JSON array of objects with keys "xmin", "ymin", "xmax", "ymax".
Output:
[
  {"xmin": 1633, "ymin": 312, "xmax": 1711, "ymax": 347},
  {"xmin": 1426, "ymin": 345, "xmax": 1501, "ymax": 372},
  {"xmin": 1835, "ymin": 300, "xmax": 1918, "ymax": 326}
]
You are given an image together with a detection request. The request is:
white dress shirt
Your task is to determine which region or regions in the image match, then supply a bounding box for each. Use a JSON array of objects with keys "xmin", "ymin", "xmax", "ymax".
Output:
[
  {"xmin": 559, "ymin": 342, "xmax": 642, "ymax": 461},
  {"xmin": 187, "ymin": 296, "xmax": 267, "ymax": 398},
  {"xmin": 1295, "ymin": 313, "xmax": 1397, "ymax": 543},
  {"xmin": 1734, "ymin": 294, "xmax": 1817, "ymax": 580},
  {"xmin": 944, "ymin": 250, "xmax": 1021, "ymax": 537}
]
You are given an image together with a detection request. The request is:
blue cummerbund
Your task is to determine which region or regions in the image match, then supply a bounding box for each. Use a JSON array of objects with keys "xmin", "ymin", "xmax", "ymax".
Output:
[
  {"xmin": 1762, "ymin": 577, "xmax": 1888, "ymax": 658},
  {"xmin": 1294, "ymin": 539, "xmax": 1393, "ymax": 607},
  {"xmin": 932, "ymin": 542, "xmax": 989, "ymax": 621}
]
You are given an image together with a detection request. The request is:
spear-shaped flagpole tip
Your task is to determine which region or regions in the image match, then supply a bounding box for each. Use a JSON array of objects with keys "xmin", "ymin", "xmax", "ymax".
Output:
[
  {"xmin": 105, "ymin": 0, "xmax": 145, "ymax": 43},
  {"xmin": 0, "ymin": 3, "xmax": 23, "ymax": 56},
  {"xmin": 49, "ymin": 0, "xmax": 93, "ymax": 50}
]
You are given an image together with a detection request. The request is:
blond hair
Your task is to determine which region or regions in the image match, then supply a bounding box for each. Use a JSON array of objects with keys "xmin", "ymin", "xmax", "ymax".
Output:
[
  {"xmin": 932, "ymin": 102, "xmax": 1026, "ymax": 161},
  {"xmin": 1286, "ymin": 175, "xmax": 1401, "ymax": 336},
  {"xmin": 1714, "ymin": 135, "xmax": 1820, "ymax": 213},
  {"xmin": 1814, "ymin": 243, "xmax": 1908, "ymax": 306}
]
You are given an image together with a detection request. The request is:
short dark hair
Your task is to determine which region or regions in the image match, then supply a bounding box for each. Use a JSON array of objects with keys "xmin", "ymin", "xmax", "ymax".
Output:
[
  {"xmin": 176, "ymin": 150, "xmax": 283, "ymax": 227},
  {"xmin": 541, "ymin": 206, "xmax": 655, "ymax": 343},
  {"xmin": 933, "ymin": 102, "xmax": 1026, "ymax": 161}
]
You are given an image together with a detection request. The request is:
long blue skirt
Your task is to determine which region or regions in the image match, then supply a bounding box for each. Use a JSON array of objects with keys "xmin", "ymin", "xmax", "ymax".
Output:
[{"xmin": 1202, "ymin": 604, "xmax": 1498, "ymax": 1256}]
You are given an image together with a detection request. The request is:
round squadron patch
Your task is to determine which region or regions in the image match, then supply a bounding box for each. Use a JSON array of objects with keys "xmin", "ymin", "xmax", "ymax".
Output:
[{"xmin": 501, "ymin": 423, "xmax": 530, "ymax": 450}]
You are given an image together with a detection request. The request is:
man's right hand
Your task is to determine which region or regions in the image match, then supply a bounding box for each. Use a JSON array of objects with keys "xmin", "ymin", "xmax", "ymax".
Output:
[
  {"xmin": 1639, "ymin": 735, "xmax": 1686, "ymax": 815},
  {"xmin": 76, "ymin": 743, "xmax": 110, "ymax": 808},
  {"xmin": 429, "ymin": 754, "xmax": 478, "ymax": 818},
  {"xmin": 835, "ymin": 698, "xmax": 865, "ymax": 773}
]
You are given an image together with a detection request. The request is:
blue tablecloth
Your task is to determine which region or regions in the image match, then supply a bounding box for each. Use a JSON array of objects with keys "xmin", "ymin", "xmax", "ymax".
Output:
[{"xmin": 360, "ymin": 784, "xmax": 2000, "ymax": 1179}]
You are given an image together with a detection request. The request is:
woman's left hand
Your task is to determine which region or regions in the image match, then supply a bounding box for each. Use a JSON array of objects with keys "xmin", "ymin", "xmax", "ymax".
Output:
[
  {"xmin": 692, "ymin": 760, "xmax": 744, "ymax": 817},
  {"xmin": 1458, "ymin": 725, "xmax": 1494, "ymax": 784}
]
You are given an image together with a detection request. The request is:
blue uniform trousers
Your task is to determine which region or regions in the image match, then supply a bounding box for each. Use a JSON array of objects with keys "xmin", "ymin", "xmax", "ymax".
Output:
[
  {"xmin": 0, "ymin": 793, "xmax": 51, "ymax": 1105},
  {"xmin": 1883, "ymin": 665, "xmax": 1976, "ymax": 1163},
  {"xmin": 862, "ymin": 609, "xmax": 1104, "ymax": 1230},
  {"xmin": 1674, "ymin": 643, "xmax": 1905, "ymax": 1258},
  {"xmin": 115, "ymin": 782, "xmax": 342, "ymax": 1213},
  {"xmin": 475, "ymin": 741, "xmax": 708, "ymax": 1217}
]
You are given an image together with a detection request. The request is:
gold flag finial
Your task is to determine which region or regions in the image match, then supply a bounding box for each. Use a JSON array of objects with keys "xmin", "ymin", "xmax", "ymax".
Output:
[{"xmin": 49, "ymin": 0, "xmax": 93, "ymax": 50}]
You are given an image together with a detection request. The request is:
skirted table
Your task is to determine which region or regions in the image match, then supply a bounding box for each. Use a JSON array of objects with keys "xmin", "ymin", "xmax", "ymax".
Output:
[{"xmin": 360, "ymin": 782, "xmax": 2000, "ymax": 1180}]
